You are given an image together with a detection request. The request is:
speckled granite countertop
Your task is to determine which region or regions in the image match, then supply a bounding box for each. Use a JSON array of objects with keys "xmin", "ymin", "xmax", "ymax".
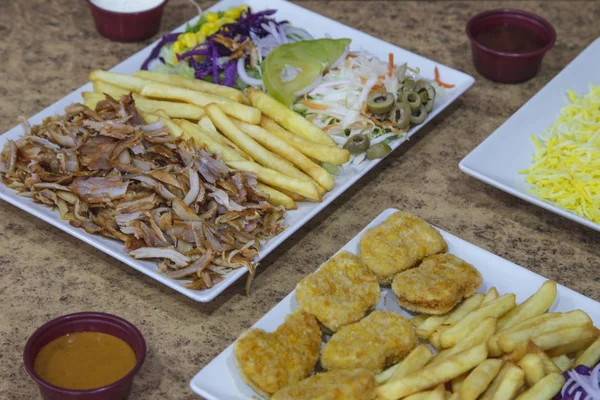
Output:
[{"xmin": 1, "ymin": 0, "xmax": 599, "ymax": 398}]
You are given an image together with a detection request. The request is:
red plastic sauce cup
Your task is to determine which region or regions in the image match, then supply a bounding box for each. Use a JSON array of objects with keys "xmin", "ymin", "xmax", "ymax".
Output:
[
  {"xmin": 88, "ymin": 0, "xmax": 168, "ymax": 42},
  {"xmin": 466, "ymin": 9, "xmax": 556, "ymax": 83},
  {"xmin": 23, "ymin": 312, "xmax": 146, "ymax": 400}
]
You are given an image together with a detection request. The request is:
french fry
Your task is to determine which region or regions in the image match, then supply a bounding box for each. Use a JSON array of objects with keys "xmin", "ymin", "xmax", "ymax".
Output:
[
  {"xmin": 389, "ymin": 345, "xmax": 434, "ymax": 382},
  {"xmin": 404, "ymin": 392, "xmax": 434, "ymax": 400},
  {"xmin": 491, "ymin": 362, "xmax": 524, "ymax": 400},
  {"xmin": 451, "ymin": 373, "xmax": 468, "ymax": 393},
  {"xmin": 514, "ymin": 373, "xmax": 565, "ymax": 400},
  {"xmin": 153, "ymin": 110, "xmax": 185, "ymax": 137},
  {"xmin": 459, "ymin": 358, "xmax": 503, "ymax": 400},
  {"xmin": 228, "ymin": 160, "xmax": 320, "ymax": 201},
  {"xmin": 518, "ymin": 354, "xmax": 546, "ymax": 387},
  {"xmin": 89, "ymin": 70, "xmax": 148, "ymax": 92},
  {"xmin": 526, "ymin": 341, "xmax": 561, "ymax": 374},
  {"xmin": 416, "ymin": 315, "xmax": 448, "ymax": 339},
  {"xmin": 550, "ymin": 355, "xmax": 572, "ymax": 372},
  {"xmin": 260, "ymin": 116, "xmax": 349, "ymax": 165},
  {"xmin": 176, "ymin": 120, "xmax": 246, "ymax": 162},
  {"xmin": 425, "ymin": 293, "xmax": 485, "ymax": 343},
  {"xmin": 497, "ymin": 280, "xmax": 557, "ymax": 332},
  {"xmin": 279, "ymin": 188, "xmax": 303, "ymax": 201},
  {"xmin": 84, "ymin": 90, "xmax": 206, "ymax": 120},
  {"xmin": 448, "ymin": 393, "xmax": 459, "ymax": 400},
  {"xmin": 376, "ymin": 363, "xmax": 401, "ymax": 385},
  {"xmin": 431, "ymin": 317, "xmax": 496, "ymax": 365},
  {"xmin": 232, "ymin": 119, "xmax": 335, "ymax": 190},
  {"xmin": 425, "ymin": 384, "xmax": 446, "ymax": 400},
  {"xmin": 503, "ymin": 341, "xmax": 529, "ymax": 364},
  {"xmin": 254, "ymin": 183, "xmax": 297, "ymax": 210},
  {"xmin": 574, "ymin": 336, "xmax": 600, "ymax": 368},
  {"xmin": 482, "ymin": 287, "xmax": 499, "ymax": 304},
  {"xmin": 133, "ymin": 70, "xmax": 243, "ymax": 101},
  {"xmin": 93, "ymin": 80, "xmax": 130, "ymax": 97},
  {"xmin": 410, "ymin": 314, "xmax": 430, "ymax": 329},
  {"xmin": 247, "ymin": 88, "xmax": 336, "ymax": 146},
  {"xmin": 546, "ymin": 334, "xmax": 598, "ymax": 358},
  {"xmin": 141, "ymin": 83, "xmax": 261, "ymax": 124},
  {"xmin": 376, "ymin": 344, "xmax": 488, "ymax": 400},
  {"xmin": 488, "ymin": 313, "xmax": 561, "ymax": 357},
  {"xmin": 499, "ymin": 310, "xmax": 593, "ymax": 353},
  {"xmin": 205, "ymin": 104, "xmax": 318, "ymax": 186},
  {"xmin": 479, "ymin": 362, "xmax": 513, "ymax": 400},
  {"xmin": 197, "ymin": 116, "xmax": 249, "ymax": 157},
  {"xmin": 532, "ymin": 325, "xmax": 599, "ymax": 351},
  {"xmin": 440, "ymin": 294, "xmax": 516, "ymax": 349}
]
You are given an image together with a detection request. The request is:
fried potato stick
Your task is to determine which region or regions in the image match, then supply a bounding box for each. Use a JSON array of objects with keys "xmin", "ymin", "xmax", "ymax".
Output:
[
  {"xmin": 233, "ymin": 119, "xmax": 335, "ymax": 191},
  {"xmin": 205, "ymin": 105, "xmax": 319, "ymax": 188},
  {"xmin": 133, "ymin": 70, "xmax": 243, "ymax": 101},
  {"xmin": 514, "ymin": 373, "xmax": 565, "ymax": 400},
  {"xmin": 497, "ymin": 280, "xmax": 557, "ymax": 332},
  {"xmin": 141, "ymin": 83, "xmax": 261, "ymax": 124},
  {"xmin": 260, "ymin": 116, "xmax": 349, "ymax": 165},
  {"xmin": 376, "ymin": 344, "xmax": 488, "ymax": 400},
  {"xmin": 248, "ymin": 88, "xmax": 336, "ymax": 145},
  {"xmin": 574, "ymin": 336, "xmax": 600, "ymax": 368},
  {"xmin": 459, "ymin": 358, "xmax": 503, "ymax": 400}
]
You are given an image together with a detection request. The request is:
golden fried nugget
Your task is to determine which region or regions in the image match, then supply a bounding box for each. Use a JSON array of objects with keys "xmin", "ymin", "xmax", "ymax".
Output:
[
  {"xmin": 296, "ymin": 251, "xmax": 380, "ymax": 333},
  {"xmin": 359, "ymin": 211, "xmax": 447, "ymax": 284},
  {"xmin": 272, "ymin": 369, "xmax": 377, "ymax": 400},
  {"xmin": 321, "ymin": 311, "xmax": 418, "ymax": 373},
  {"xmin": 234, "ymin": 310, "xmax": 321, "ymax": 398},
  {"xmin": 392, "ymin": 254, "xmax": 483, "ymax": 315}
]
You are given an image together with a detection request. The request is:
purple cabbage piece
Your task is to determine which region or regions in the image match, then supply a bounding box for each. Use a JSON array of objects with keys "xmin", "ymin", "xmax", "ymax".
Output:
[
  {"xmin": 141, "ymin": 33, "xmax": 180, "ymax": 70},
  {"xmin": 554, "ymin": 364, "xmax": 600, "ymax": 400}
]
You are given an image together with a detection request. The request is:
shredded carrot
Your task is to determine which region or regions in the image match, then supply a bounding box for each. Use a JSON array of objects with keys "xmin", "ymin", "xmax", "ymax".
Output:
[
  {"xmin": 388, "ymin": 53, "xmax": 394, "ymax": 77},
  {"xmin": 323, "ymin": 124, "xmax": 337, "ymax": 131},
  {"xmin": 434, "ymin": 67, "xmax": 455, "ymax": 88},
  {"xmin": 360, "ymin": 76, "xmax": 367, "ymax": 84},
  {"xmin": 300, "ymin": 99, "xmax": 328, "ymax": 110},
  {"xmin": 347, "ymin": 53, "xmax": 358, "ymax": 58},
  {"xmin": 369, "ymin": 85, "xmax": 386, "ymax": 94},
  {"xmin": 360, "ymin": 101, "xmax": 367, "ymax": 114}
]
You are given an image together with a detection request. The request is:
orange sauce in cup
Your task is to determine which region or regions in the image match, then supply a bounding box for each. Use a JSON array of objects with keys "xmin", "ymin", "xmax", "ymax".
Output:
[{"xmin": 33, "ymin": 331, "xmax": 136, "ymax": 390}]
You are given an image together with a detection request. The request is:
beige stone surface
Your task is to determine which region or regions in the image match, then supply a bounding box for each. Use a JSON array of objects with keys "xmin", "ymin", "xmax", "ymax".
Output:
[{"xmin": 1, "ymin": 1, "xmax": 599, "ymax": 399}]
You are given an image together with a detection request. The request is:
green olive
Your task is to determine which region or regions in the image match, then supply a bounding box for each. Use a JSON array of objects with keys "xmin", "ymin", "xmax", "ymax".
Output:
[
  {"xmin": 410, "ymin": 105, "xmax": 428, "ymax": 125},
  {"xmin": 367, "ymin": 92, "xmax": 395, "ymax": 114},
  {"xmin": 321, "ymin": 163, "xmax": 339, "ymax": 175},
  {"xmin": 403, "ymin": 79, "xmax": 415, "ymax": 91},
  {"xmin": 343, "ymin": 134, "xmax": 370, "ymax": 154},
  {"xmin": 401, "ymin": 91, "xmax": 422, "ymax": 111},
  {"xmin": 366, "ymin": 143, "xmax": 392, "ymax": 160},
  {"xmin": 425, "ymin": 99, "xmax": 434, "ymax": 113},
  {"xmin": 418, "ymin": 91, "xmax": 428, "ymax": 103},
  {"xmin": 389, "ymin": 102, "xmax": 411, "ymax": 130}
]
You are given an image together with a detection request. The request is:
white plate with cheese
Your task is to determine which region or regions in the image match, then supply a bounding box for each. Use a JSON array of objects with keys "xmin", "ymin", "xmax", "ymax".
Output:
[{"xmin": 460, "ymin": 37, "xmax": 600, "ymax": 232}]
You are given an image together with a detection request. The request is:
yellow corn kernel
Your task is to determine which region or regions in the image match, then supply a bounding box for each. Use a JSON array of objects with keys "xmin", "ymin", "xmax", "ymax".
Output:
[
  {"xmin": 205, "ymin": 12, "xmax": 218, "ymax": 22},
  {"xmin": 224, "ymin": 9, "xmax": 241, "ymax": 19},
  {"xmin": 219, "ymin": 17, "xmax": 236, "ymax": 25},
  {"xmin": 195, "ymin": 33, "xmax": 206, "ymax": 44},
  {"xmin": 180, "ymin": 32, "xmax": 197, "ymax": 48}
]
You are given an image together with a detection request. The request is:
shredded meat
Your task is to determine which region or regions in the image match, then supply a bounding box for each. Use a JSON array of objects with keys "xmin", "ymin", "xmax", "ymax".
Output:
[{"xmin": 0, "ymin": 95, "xmax": 286, "ymax": 290}]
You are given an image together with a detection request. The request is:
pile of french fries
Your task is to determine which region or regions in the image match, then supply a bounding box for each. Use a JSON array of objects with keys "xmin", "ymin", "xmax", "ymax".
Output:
[
  {"xmin": 83, "ymin": 70, "xmax": 351, "ymax": 210},
  {"xmin": 375, "ymin": 280, "xmax": 600, "ymax": 400}
]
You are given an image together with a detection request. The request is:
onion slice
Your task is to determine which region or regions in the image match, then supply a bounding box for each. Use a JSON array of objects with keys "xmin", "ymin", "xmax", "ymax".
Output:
[{"xmin": 236, "ymin": 58, "xmax": 263, "ymax": 87}]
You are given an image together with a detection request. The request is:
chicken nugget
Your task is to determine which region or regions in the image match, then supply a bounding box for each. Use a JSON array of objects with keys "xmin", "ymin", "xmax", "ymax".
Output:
[
  {"xmin": 359, "ymin": 211, "xmax": 447, "ymax": 284},
  {"xmin": 272, "ymin": 368, "xmax": 376, "ymax": 400},
  {"xmin": 321, "ymin": 311, "xmax": 417, "ymax": 373},
  {"xmin": 296, "ymin": 251, "xmax": 380, "ymax": 333},
  {"xmin": 234, "ymin": 310, "xmax": 321, "ymax": 398},
  {"xmin": 392, "ymin": 253, "xmax": 483, "ymax": 314}
]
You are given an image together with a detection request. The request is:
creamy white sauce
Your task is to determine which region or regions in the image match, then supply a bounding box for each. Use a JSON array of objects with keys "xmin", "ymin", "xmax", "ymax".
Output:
[{"xmin": 90, "ymin": 0, "xmax": 165, "ymax": 13}]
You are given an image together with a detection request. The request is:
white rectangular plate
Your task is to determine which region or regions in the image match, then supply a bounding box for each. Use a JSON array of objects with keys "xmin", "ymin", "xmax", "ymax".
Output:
[
  {"xmin": 0, "ymin": 0, "xmax": 474, "ymax": 301},
  {"xmin": 460, "ymin": 37, "xmax": 600, "ymax": 232},
  {"xmin": 190, "ymin": 207, "xmax": 600, "ymax": 399}
]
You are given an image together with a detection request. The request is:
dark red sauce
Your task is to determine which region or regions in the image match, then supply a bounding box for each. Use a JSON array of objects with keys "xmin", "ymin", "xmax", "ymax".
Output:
[{"xmin": 474, "ymin": 24, "xmax": 546, "ymax": 53}]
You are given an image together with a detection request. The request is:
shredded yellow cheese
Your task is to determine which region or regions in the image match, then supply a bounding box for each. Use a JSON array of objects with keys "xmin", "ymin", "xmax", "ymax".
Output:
[{"xmin": 521, "ymin": 85, "xmax": 600, "ymax": 224}]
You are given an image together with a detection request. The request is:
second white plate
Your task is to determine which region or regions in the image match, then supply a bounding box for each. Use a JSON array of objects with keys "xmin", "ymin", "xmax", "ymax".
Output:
[
  {"xmin": 460, "ymin": 37, "xmax": 600, "ymax": 232},
  {"xmin": 190, "ymin": 208, "xmax": 600, "ymax": 399}
]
